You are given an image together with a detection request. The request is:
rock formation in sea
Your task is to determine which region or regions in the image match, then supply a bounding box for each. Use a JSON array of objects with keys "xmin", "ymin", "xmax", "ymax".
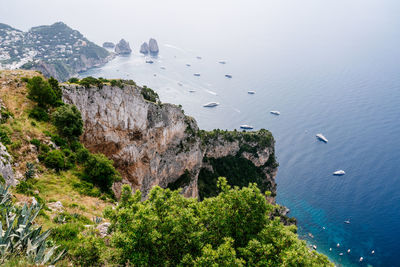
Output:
[
  {"xmin": 62, "ymin": 82, "xmax": 277, "ymax": 199},
  {"xmin": 114, "ymin": 39, "xmax": 132, "ymax": 55},
  {"xmin": 148, "ymin": 38, "xmax": 159, "ymax": 54},
  {"xmin": 102, "ymin": 42, "xmax": 115, "ymax": 49},
  {"xmin": 140, "ymin": 42, "xmax": 149, "ymax": 54}
]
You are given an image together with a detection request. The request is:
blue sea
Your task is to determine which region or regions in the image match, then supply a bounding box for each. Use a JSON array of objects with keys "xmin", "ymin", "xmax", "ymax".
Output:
[{"xmin": 4, "ymin": 0, "xmax": 399, "ymax": 265}]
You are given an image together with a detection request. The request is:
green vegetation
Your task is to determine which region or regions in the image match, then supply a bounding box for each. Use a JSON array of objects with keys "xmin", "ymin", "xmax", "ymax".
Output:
[
  {"xmin": 141, "ymin": 85, "xmax": 159, "ymax": 103},
  {"xmin": 52, "ymin": 104, "xmax": 83, "ymax": 140},
  {"xmin": 83, "ymin": 153, "xmax": 121, "ymax": 193},
  {"xmin": 79, "ymin": 76, "xmax": 104, "ymax": 88},
  {"xmin": 0, "ymin": 182, "xmax": 66, "ymax": 265},
  {"xmin": 26, "ymin": 76, "xmax": 57, "ymax": 108},
  {"xmin": 28, "ymin": 106, "xmax": 50, "ymax": 122},
  {"xmin": 99, "ymin": 178, "xmax": 332, "ymax": 266}
]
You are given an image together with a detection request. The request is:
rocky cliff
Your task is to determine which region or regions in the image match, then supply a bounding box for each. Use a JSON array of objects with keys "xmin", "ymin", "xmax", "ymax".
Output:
[
  {"xmin": 140, "ymin": 42, "xmax": 149, "ymax": 54},
  {"xmin": 148, "ymin": 38, "xmax": 159, "ymax": 54},
  {"xmin": 62, "ymin": 83, "xmax": 277, "ymax": 199},
  {"xmin": 115, "ymin": 39, "xmax": 132, "ymax": 55}
]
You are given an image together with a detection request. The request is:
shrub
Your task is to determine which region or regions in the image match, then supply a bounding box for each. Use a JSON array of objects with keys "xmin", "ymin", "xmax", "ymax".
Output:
[
  {"xmin": 24, "ymin": 162, "xmax": 35, "ymax": 180},
  {"xmin": 30, "ymin": 138, "xmax": 41, "ymax": 149},
  {"xmin": 0, "ymin": 127, "xmax": 11, "ymax": 145},
  {"xmin": 26, "ymin": 76, "xmax": 56, "ymax": 107},
  {"xmin": 44, "ymin": 150, "xmax": 65, "ymax": 171},
  {"xmin": 68, "ymin": 77, "xmax": 80, "ymax": 83},
  {"xmin": 51, "ymin": 134, "xmax": 68, "ymax": 148},
  {"xmin": 48, "ymin": 76, "xmax": 62, "ymax": 101},
  {"xmin": 28, "ymin": 106, "xmax": 49, "ymax": 122},
  {"xmin": 72, "ymin": 180, "xmax": 101, "ymax": 197},
  {"xmin": 141, "ymin": 85, "xmax": 159, "ymax": 103},
  {"xmin": 76, "ymin": 147, "xmax": 90, "ymax": 163},
  {"xmin": 52, "ymin": 104, "xmax": 83, "ymax": 140},
  {"xmin": 79, "ymin": 76, "xmax": 103, "ymax": 88},
  {"xmin": 84, "ymin": 154, "xmax": 121, "ymax": 192}
]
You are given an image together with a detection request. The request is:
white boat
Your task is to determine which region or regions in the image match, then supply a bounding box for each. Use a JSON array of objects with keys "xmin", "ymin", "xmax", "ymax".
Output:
[
  {"xmin": 371, "ymin": 250, "xmax": 375, "ymax": 254},
  {"xmin": 188, "ymin": 90, "xmax": 196, "ymax": 93},
  {"xmin": 240, "ymin": 125, "xmax": 254, "ymax": 130},
  {"xmin": 196, "ymin": 56, "xmax": 202, "ymax": 59},
  {"xmin": 347, "ymin": 249, "xmax": 351, "ymax": 253},
  {"xmin": 160, "ymin": 66, "xmax": 166, "ymax": 70},
  {"xmin": 218, "ymin": 60, "xmax": 226, "ymax": 64},
  {"xmin": 337, "ymin": 243, "xmax": 340, "ymax": 247},
  {"xmin": 145, "ymin": 59, "xmax": 154, "ymax": 64},
  {"xmin": 316, "ymin": 133, "xmax": 328, "ymax": 143},
  {"xmin": 186, "ymin": 63, "xmax": 191, "ymax": 67},
  {"xmin": 333, "ymin": 170, "xmax": 345, "ymax": 176},
  {"xmin": 194, "ymin": 73, "xmax": 201, "ymax": 77},
  {"xmin": 359, "ymin": 257, "xmax": 364, "ymax": 262},
  {"xmin": 344, "ymin": 220, "xmax": 350, "ymax": 224},
  {"xmin": 248, "ymin": 91, "xmax": 256, "ymax": 94},
  {"xmin": 339, "ymin": 253, "xmax": 344, "ymax": 256},
  {"xmin": 203, "ymin": 102, "xmax": 219, "ymax": 107},
  {"xmin": 312, "ymin": 245, "xmax": 317, "ymax": 250},
  {"xmin": 270, "ymin": 111, "xmax": 280, "ymax": 115},
  {"xmin": 225, "ymin": 74, "xmax": 232, "ymax": 78}
]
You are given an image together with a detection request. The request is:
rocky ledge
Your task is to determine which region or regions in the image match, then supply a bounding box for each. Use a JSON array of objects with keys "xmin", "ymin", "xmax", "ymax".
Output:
[
  {"xmin": 62, "ymin": 82, "xmax": 277, "ymax": 199},
  {"xmin": 115, "ymin": 39, "xmax": 132, "ymax": 55}
]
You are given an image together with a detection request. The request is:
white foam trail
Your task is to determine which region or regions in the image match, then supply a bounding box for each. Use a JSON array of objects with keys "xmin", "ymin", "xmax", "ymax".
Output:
[
  {"xmin": 205, "ymin": 90, "xmax": 217, "ymax": 95},
  {"xmin": 164, "ymin": 44, "xmax": 188, "ymax": 53},
  {"xmin": 233, "ymin": 108, "xmax": 241, "ymax": 113}
]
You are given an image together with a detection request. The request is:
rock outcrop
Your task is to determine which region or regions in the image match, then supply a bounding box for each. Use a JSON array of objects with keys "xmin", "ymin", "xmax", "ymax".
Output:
[
  {"xmin": 115, "ymin": 39, "xmax": 132, "ymax": 55},
  {"xmin": 148, "ymin": 38, "xmax": 159, "ymax": 54},
  {"xmin": 140, "ymin": 42, "xmax": 149, "ymax": 54},
  {"xmin": 102, "ymin": 42, "xmax": 115, "ymax": 49},
  {"xmin": 0, "ymin": 143, "xmax": 15, "ymax": 186},
  {"xmin": 62, "ymin": 83, "xmax": 277, "ymax": 199}
]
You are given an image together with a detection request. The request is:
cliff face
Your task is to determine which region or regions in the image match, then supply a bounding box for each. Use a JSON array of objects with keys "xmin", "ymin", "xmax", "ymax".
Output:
[
  {"xmin": 115, "ymin": 39, "xmax": 132, "ymax": 55},
  {"xmin": 62, "ymin": 84, "xmax": 277, "ymax": 199}
]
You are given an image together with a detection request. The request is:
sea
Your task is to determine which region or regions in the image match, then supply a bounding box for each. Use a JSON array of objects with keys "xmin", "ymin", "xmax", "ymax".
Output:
[{"xmin": 3, "ymin": 0, "xmax": 400, "ymax": 266}]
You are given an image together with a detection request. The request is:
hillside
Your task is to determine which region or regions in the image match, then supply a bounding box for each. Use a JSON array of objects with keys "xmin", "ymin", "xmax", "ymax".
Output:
[
  {"xmin": 0, "ymin": 70, "xmax": 332, "ymax": 266},
  {"xmin": 0, "ymin": 22, "xmax": 113, "ymax": 81}
]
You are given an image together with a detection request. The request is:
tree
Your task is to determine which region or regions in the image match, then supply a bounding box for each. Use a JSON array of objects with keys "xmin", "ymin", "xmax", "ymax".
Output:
[
  {"xmin": 84, "ymin": 154, "xmax": 121, "ymax": 192},
  {"xmin": 48, "ymin": 76, "xmax": 62, "ymax": 101},
  {"xmin": 52, "ymin": 104, "xmax": 83, "ymax": 140},
  {"xmin": 26, "ymin": 76, "xmax": 56, "ymax": 107},
  {"xmin": 44, "ymin": 150, "xmax": 65, "ymax": 171},
  {"xmin": 103, "ymin": 178, "xmax": 333, "ymax": 266}
]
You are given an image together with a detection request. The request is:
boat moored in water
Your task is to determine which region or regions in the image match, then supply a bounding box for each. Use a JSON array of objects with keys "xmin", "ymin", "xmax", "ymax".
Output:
[
  {"xmin": 316, "ymin": 133, "xmax": 328, "ymax": 143},
  {"xmin": 225, "ymin": 74, "xmax": 232, "ymax": 78},
  {"xmin": 248, "ymin": 91, "xmax": 256, "ymax": 94},
  {"xmin": 270, "ymin": 111, "xmax": 280, "ymax": 115},
  {"xmin": 203, "ymin": 102, "xmax": 219, "ymax": 107},
  {"xmin": 240, "ymin": 125, "xmax": 254, "ymax": 130},
  {"xmin": 333, "ymin": 170, "xmax": 346, "ymax": 176},
  {"xmin": 194, "ymin": 73, "xmax": 201, "ymax": 76}
]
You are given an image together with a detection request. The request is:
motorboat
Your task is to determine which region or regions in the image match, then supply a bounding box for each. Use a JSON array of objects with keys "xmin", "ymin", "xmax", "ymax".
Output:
[
  {"xmin": 240, "ymin": 125, "xmax": 254, "ymax": 130},
  {"xmin": 196, "ymin": 56, "xmax": 202, "ymax": 59},
  {"xmin": 248, "ymin": 91, "xmax": 256, "ymax": 94},
  {"xmin": 344, "ymin": 220, "xmax": 350, "ymax": 224},
  {"xmin": 186, "ymin": 63, "xmax": 191, "ymax": 67},
  {"xmin": 316, "ymin": 133, "xmax": 328, "ymax": 143},
  {"xmin": 203, "ymin": 102, "xmax": 219, "ymax": 107},
  {"xmin": 177, "ymin": 82, "xmax": 183, "ymax": 86},
  {"xmin": 188, "ymin": 90, "xmax": 196, "ymax": 93},
  {"xmin": 225, "ymin": 74, "xmax": 232, "ymax": 78},
  {"xmin": 145, "ymin": 59, "xmax": 154, "ymax": 64},
  {"xmin": 218, "ymin": 60, "xmax": 226, "ymax": 64},
  {"xmin": 270, "ymin": 111, "xmax": 280, "ymax": 115},
  {"xmin": 194, "ymin": 73, "xmax": 201, "ymax": 76},
  {"xmin": 333, "ymin": 170, "xmax": 345, "ymax": 176}
]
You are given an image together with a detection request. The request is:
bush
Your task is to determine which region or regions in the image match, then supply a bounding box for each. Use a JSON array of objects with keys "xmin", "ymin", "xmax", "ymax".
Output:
[
  {"xmin": 141, "ymin": 85, "xmax": 159, "ymax": 103},
  {"xmin": 26, "ymin": 76, "xmax": 56, "ymax": 107},
  {"xmin": 68, "ymin": 77, "xmax": 80, "ymax": 83},
  {"xmin": 51, "ymin": 134, "xmax": 68, "ymax": 148},
  {"xmin": 0, "ymin": 127, "xmax": 11, "ymax": 145},
  {"xmin": 44, "ymin": 150, "xmax": 65, "ymax": 171},
  {"xmin": 48, "ymin": 77, "xmax": 62, "ymax": 101},
  {"xmin": 76, "ymin": 147, "xmax": 90, "ymax": 163},
  {"xmin": 28, "ymin": 106, "xmax": 49, "ymax": 122},
  {"xmin": 79, "ymin": 76, "xmax": 103, "ymax": 88},
  {"xmin": 84, "ymin": 154, "xmax": 121, "ymax": 192},
  {"xmin": 52, "ymin": 104, "xmax": 83, "ymax": 140},
  {"xmin": 72, "ymin": 234, "xmax": 106, "ymax": 266},
  {"xmin": 30, "ymin": 138, "xmax": 41, "ymax": 149}
]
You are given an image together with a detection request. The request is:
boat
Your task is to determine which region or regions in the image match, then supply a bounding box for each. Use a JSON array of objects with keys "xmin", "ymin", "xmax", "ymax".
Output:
[
  {"xmin": 225, "ymin": 74, "xmax": 232, "ymax": 78},
  {"xmin": 203, "ymin": 102, "xmax": 219, "ymax": 107},
  {"xmin": 347, "ymin": 249, "xmax": 351, "ymax": 253},
  {"xmin": 337, "ymin": 243, "xmax": 340, "ymax": 247},
  {"xmin": 240, "ymin": 125, "xmax": 254, "ymax": 130},
  {"xmin": 344, "ymin": 220, "xmax": 350, "ymax": 224},
  {"xmin": 371, "ymin": 250, "xmax": 375, "ymax": 254},
  {"xmin": 145, "ymin": 59, "xmax": 154, "ymax": 64},
  {"xmin": 359, "ymin": 257, "xmax": 364, "ymax": 262},
  {"xmin": 188, "ymin": 90, "xmax": 196, "ymax": 93},
  {"xmin": 196, "ymin": 56, "xmax": 202, "ymax": 59},
  {"xmin": 153, "ymin": 74, "xmax": 157, "ymax": 77},
  {"xmin": 312, "ymin": 245, "xmax": 317, "ymax": 250},
  {"xmin": 194, "ymin": 73, "xmax": 201, "ymax": 77},
  {"xmin": 218, "ymin": 60, "xmax": 226, "ymax": 64},
  {"xmin": 339, "ymin": 253, "xmax": 344, "ymax": 256},
  {"xmin": 329, "ymin": 248, "xmax": 332, "ymax": 251},
  {"xmin": 270, "ymin": 111, "xmax": 280, "ymax": 115},
  {"xmin": 186, "ymin": 63, "xmax": 191, "ymax": 67},
  {"xmin": 308, "ymin": 233, "xmax": 314, "ymax": 238},
  {"xmin": 160, "ymin": 66, "xmax": 166, "ymax": 70},
  {"xmin": 248, "ymin": 91, "xmax": 256, "ymax": 94},
  {"xmin": 177, "ymin": 82, "xmax": 183, "ymax": 86},
  {"xmin": 333, "ymin": 170, "xmax": 346, "ymax": 176},
  {"xmin": 316, "ymin": 133, "xmax": 328, "ymax": 143}
]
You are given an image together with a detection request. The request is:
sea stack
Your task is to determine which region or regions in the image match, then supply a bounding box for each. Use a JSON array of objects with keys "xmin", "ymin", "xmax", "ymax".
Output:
[
  {"xmin": 102, "ymin": 42, "xmax": 115, "ymax": 49},
  {"xmin": 149, "ymin": 38, "xmax": 159, "ymax": 54},
  {"xmin": 115, "ymin": 39, "xmax": 132, "ymax": 55},
  {"xmin": 140, "ymin": 42, "xmax": 149, "ymax": 54}
]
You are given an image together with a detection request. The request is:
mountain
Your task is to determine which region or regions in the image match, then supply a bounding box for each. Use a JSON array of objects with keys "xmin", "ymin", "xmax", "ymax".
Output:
[{"xmin": 0, "ymin": 22, "xmax": 113, "ymax": 81}]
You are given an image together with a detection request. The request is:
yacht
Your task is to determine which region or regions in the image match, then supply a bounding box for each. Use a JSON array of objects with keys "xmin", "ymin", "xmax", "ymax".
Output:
[
  {"xmin": 316, "ymin": 133, "xmax": 328, "ymax": 143},
  {"xmin": 270, "ymin": 111, "xmax": 280, "ymax": 115},
  {"xmin": 240, "ymin": 125, "xmax": 254, "ymax": 130},
  {"xmin": 218, "ymin": 60, "xmax": 226, "ymax": 64},
  {"xmin": 225, "ymin": 74, "xmax": 232, "ymax": 78},
  {"xmin": 160, "ymin": 66, "xmax": 166, "ymax": 70},
  {"xmin": 177, "ymin": 82, "xmax": 183, "ymax": 86},
  {"xmin": 145, "ymin": 59, "xmax": 154, "ymax": 64},
  {"xmin": 333, "ymin": 170, "xmax": 345, "ymax": 176},
  {"xmin": 360, "ymin": 257, "xmax": 364, "ymax": 262},
  {"xmin": 203, "ymin": 102, "xmax": 219, "ymax": 107},
  {"xmin": 188, "ymin": 90, "xmax": 196, "ymax": 93},
  {"xmin": 194, "ymin": 73, "xmax": 201, "ymax": 77},
  {"xmin": 196, "ymin": 56, "xmax": 202, "ymax": 59},
  {"xmin": 248, "ymin": 91, "xmax": 256, "ymax": 94},
  {"xmin": 186, "ymin": 63, "xmax": 191, "ymax": 67},
  {"xmin": 344, "ymin": 220, "xmax": 350, "ymax": 224}
]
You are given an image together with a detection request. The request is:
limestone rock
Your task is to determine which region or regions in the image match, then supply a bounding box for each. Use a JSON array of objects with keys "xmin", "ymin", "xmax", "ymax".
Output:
[
  {"xmin": 0, "ymin": 143, "xmax": 15, "ymax": 186},
  {"xmin": 115, "ymin": 39, "xmax": 132, "ymax": 55},
  {"xmin": 102, "ymin": 42, "xmax": 115, "ymax": 49},
  {"xmin": 96, "ymin": 222, "xmax": 111, "ymax": 238},
  {"xmin": 149, "ymin": 38, "xmax": 159, "ymax": 54},
  {"xmin": 140, "ymin": 42, "xmax": 149, "ymax": 54}
]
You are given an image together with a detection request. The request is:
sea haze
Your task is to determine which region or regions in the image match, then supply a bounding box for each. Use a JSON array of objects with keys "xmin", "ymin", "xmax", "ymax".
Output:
[{"xmin": 3, "ymin": 0, "xmax": 400, "ymax": 266}]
